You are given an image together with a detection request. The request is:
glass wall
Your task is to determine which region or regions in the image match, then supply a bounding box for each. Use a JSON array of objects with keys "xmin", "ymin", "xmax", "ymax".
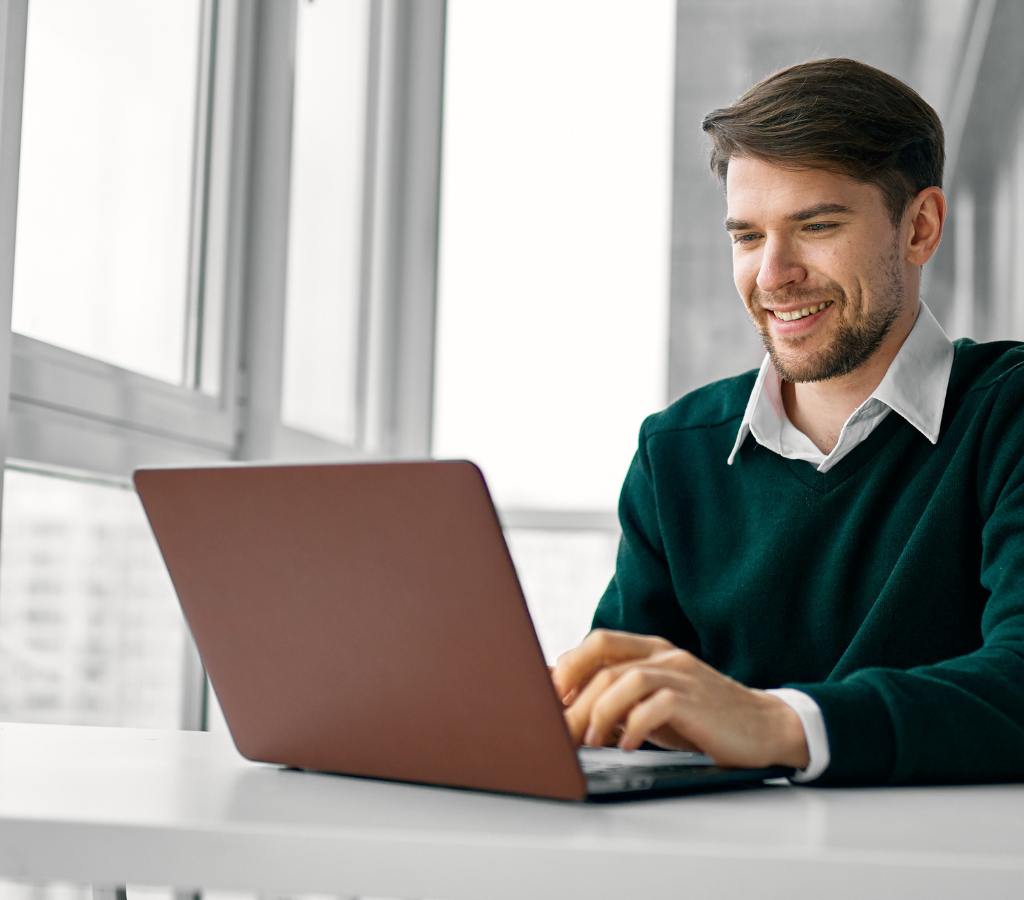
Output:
[
  {"xmin": 280, "ymin": 0, "xmax": 373, "ymax": 444},
  {"xmin": 0, "ymin": 469, "xmax": 186, "ymax": 728},
  {"xmin": 435, "ymin": 0, "xmax": 675, "ymax": 660},
  {"xmin": 12, "ymin": 0, "xmax": 203, "ymax": 385},
  {"xmin": 507, "ymin": 529, "xmax": 621, "ymax": 663},
  {"xmin": 435, "ymin": 0, "xmax": 674, "ymax": 513},
  {"xmin": 933, "ymin": 0, "xmax": 1024, "ymax": 345}
]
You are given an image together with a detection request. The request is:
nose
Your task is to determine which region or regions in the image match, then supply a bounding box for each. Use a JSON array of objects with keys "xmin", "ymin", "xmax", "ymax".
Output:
[{"xmin": 756, "ymin": 236, "xmax": 807, "ymax": 293}]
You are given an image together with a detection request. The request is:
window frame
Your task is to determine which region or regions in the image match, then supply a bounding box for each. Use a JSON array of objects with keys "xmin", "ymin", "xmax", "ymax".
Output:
[
  {"xmin": 0, "ymin": 0, "xmax": 447, "ymax": 478},
  {"xmin": 0, "ymin": 0, "xmax": 447, "ymax": 730}
]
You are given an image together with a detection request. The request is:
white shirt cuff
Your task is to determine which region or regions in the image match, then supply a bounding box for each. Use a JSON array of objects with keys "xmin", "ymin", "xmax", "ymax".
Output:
[{"xmin": 766, "ymin": 688, "xmax": 830, "ymax": 783}]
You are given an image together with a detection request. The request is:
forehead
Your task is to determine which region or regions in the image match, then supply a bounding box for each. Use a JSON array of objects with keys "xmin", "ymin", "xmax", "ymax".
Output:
[{"xmin": 724, "ymin": 156, "xmax": 885, "ymax": 222}]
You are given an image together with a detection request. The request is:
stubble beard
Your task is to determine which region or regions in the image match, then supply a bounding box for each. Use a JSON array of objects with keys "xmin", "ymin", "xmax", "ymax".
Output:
[{"xmin": 750, "ymin": 241, "xmax": 906, "ymax": 384}]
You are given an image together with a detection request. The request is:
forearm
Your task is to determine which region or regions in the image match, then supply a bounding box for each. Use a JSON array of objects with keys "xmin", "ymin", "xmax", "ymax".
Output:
[{"xmin": 792, "ymin": 645, "xmax": 1024, "ymax": 785}]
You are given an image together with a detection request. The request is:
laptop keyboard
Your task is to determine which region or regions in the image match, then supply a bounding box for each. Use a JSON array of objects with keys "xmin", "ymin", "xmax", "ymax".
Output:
[
  {"xmin": 577, "ymin": 746, "xmax": 715, "ymax": 773},
  {"xmin": 578, "ymin": 747, "xmax": 794, "ymax": 797}
]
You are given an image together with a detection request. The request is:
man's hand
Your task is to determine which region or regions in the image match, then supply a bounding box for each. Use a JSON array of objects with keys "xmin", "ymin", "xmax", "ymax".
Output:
[{"xmin": 551, "ymin": 629, "xmax": 810, "ymax": 770}]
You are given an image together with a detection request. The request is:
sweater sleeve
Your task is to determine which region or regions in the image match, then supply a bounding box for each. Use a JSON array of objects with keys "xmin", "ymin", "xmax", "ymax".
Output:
[
  {"xmin": 792, "ymin": 373, "xmax": 1024, "ymax": 786},
  {"xmin": 592, "ymin": 420, "xmax": 702, "ymax": 654}
]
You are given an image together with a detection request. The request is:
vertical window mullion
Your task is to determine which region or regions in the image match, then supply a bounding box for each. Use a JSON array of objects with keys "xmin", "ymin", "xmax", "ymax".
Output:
[
  {"xmin": 183, "ymin": 0, "xmax": 218, "ymax": 391},
  {"xmin": 0, "ymin": 0, "xmax": 30, "ymax": 515}
]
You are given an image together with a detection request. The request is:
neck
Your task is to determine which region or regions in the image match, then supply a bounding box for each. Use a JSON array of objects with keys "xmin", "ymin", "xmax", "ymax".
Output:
[{"xmin": 782, "ymin": 300, "xmax": 920, "ymax": 455}]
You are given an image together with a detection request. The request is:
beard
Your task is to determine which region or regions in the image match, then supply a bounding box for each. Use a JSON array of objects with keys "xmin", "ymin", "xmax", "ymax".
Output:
[{"xmin": 749, "ymin": 241, "xmax": 905, "ymax": 383}]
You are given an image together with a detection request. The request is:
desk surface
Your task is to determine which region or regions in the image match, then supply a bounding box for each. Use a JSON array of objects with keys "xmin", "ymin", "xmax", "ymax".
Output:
[{"xmin": 1, "ymin": 722, "xmax": 1022, "ymax": 900}]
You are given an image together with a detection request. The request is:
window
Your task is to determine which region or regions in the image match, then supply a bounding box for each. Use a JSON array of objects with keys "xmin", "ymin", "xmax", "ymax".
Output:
[
  {"xmin": 0, "ymin": 467, "xmax": 188, "ymax": 729},
  {"xmin": 1, "ymin": 0, "xmax": 224, "ymax": 735},
  {"xmin": 12, "ymin": 0, "xmax": 203, "ymax": 385},
  {"xmin": 0, "ymin": 0, "xmax": 446, "ymax": 741},
  {"xmin": 281, "ymin": 0, "xmax": 374, "ymax": 445},
  {"xmin": 435, "ymin": 0, "xmax": 675, "ymax": 659}
]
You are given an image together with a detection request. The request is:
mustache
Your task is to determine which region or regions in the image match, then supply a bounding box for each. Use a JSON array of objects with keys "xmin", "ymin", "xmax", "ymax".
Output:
[{"xmin": 751, "ymin": 283, "xmax": 845, "ymax": 310}]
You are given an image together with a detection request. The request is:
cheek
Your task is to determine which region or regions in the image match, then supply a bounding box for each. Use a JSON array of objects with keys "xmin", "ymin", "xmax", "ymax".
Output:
[
  {"xmin": 732, "ymin": 253, "xmax": 760, "ymax": 303},
  {"xmin": 816, "ymin": 238, "xmax": 869, "ymax": 291}
]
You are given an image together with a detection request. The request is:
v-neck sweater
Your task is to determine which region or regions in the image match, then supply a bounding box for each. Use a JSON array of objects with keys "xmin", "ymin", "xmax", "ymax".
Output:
[{"xmin": 593, "ymin": 338, "xmax": 1024, "ymax": 785}]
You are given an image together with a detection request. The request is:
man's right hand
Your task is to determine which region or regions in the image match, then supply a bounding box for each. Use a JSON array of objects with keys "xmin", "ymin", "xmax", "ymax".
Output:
[
  {"xmin": 551, "ymin": 629, "xmax": 810, "ymax": 771},
  {"xmin": 551, "ymin": 629, "xmax": 675, "ymax": 716}
]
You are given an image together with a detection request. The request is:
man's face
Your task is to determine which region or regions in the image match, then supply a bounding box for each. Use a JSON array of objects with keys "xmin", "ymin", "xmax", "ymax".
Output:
[{"xmin": 725, "ymin": 156, "xmax": 908, "ymax": 383}]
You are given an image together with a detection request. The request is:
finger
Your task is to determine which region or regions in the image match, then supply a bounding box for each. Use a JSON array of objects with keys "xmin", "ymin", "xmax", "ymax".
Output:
[
  {"xmin": 617, "ymin": 686, "xmax": 696, "ymax": 752},
  {"xmin": 645, "ymin": 723, "xmax": 702, "ymax": 753},
  {"xmin": 549, "ymin": 665, "xmax": 579, "ymax": 708},
  {"xmin": 551, "ymin": 629, "xmax": 672, "ymax": 701},
  {"xmin": 566, "ymin": 653, "xmax": 697, "ymax": 746},
  {"xmin": 643, "ymin": 646, "xmax": 703, "ymax": 675},
  {"xmin": 583, "ymin": 667, "xmax": 691, "ymax": 748},
  {"xmin": 563, "ymin": 664, "xmax": 625, "ymax": 745}
]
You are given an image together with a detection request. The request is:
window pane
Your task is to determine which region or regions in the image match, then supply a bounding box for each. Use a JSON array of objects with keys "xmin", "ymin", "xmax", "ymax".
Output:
[
  {"xmin": 505, "ymin": 528, "xmax": 618, "ymax": 663},
  {"xmin": 11, "ymin": 0, "xmax": 203, "ymax": 384},
  {"xmin": 433, "ymin": 0, "xmax": 674, "ymax": 511},
  {"xmin": 280, "ymin": 0, "xmax": 372, "ymax": 444},
  {"xmin": 0, "ymin": 470, "xmax": 188, "ymax": 728}
]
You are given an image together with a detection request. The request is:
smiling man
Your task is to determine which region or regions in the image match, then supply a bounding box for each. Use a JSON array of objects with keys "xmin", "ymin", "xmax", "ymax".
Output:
[{"xmin": 551, "ymin": 58, "xmax": 1024, "ymax": 785}]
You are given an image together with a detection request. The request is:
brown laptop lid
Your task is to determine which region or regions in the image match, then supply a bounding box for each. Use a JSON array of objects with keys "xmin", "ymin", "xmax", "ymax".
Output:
[{"xmin": 135, "ymin": 461, "xmax": 587, "ymax": 801}]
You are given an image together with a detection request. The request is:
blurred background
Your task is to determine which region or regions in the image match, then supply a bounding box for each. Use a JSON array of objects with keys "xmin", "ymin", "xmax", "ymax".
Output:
[{"xmin": 0, "ymin": 1, "xmax": 1020, "ymax": 891}]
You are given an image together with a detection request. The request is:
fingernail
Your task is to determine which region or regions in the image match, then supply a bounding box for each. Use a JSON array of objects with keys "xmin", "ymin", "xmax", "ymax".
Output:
[{"xmin": 584, "ymin": 726, "xmax": 597, "ymax": 745}]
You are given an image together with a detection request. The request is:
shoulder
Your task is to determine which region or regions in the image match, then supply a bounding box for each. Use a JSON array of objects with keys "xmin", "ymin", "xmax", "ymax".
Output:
[
  {"xmin": 640, "ymin": 368, "xmax": 759, "ymax": 445},
  {"xmin": 947, "ymin": 339, "xmax": 1024, "ymax": 462},
  {"xmin": 949, "ymin": 340, "xmax": 1024, "ymax": 509},
  {"xmin": 951, "ymin": 339, "xmax": 1024, "ymax": 395}
]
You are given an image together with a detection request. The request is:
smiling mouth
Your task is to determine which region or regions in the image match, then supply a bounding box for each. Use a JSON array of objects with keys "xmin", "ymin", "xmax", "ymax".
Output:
[{"xmin": 771, "ymin": 300, "xmax": 834, "ymax": 322}]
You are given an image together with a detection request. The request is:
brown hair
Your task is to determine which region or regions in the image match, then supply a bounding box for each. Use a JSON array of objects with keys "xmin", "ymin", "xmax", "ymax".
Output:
[{"xmin": 702, "ymin": 58, "xmax": 944, "ymax": 226}]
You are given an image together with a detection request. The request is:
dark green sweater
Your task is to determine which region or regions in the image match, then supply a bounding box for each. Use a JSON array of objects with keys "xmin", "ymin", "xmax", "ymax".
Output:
[{"xmin": 593, "ymin": 339, "xmax": 1024, "ymax": 786}]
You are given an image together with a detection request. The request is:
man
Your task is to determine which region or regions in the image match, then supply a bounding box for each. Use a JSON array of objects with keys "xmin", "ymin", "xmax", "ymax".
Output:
[{"xmin": 551, "ymin": 58, "xmax": 1024, "ymax": 785}]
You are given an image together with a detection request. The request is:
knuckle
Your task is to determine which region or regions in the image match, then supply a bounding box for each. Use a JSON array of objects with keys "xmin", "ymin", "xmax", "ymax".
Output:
[
  {"xmin": 623, "ymin": 666, "xmax": 654, "ymax": 692},
  {"xmin": 591, "ymin": 692, "xmax": 622, "ymax": 725},
  {"xmin": 667, "ymin": 648, "xmax": 694, "ymax": 669},
  {"xmin": 589, "ymin": 667, "xmax": 616, "ymax": 692},
  {"xmin": 653, "ymin": 685, "xmax": 680, "ymax": 707},
  {"xmin": 553, "ymin": 649, "xmax": 575, "ymax": 673}
]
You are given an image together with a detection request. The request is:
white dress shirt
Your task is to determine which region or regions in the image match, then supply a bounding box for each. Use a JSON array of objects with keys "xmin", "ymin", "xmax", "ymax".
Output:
[{"xmin": 726, "ymin": 301, "xmax": 955, "ymax": 781}]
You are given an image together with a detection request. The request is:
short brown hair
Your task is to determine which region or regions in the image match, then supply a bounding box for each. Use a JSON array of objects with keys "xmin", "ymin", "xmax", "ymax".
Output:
[{"xmin": 702, "ymin": 58, "xmax": 944, "ymax": 226}]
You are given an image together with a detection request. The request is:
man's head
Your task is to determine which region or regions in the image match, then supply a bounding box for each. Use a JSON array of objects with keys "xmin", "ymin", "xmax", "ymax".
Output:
[
  {"xmin": 702, "ymin": 59, "xmax": 946, "ymax": 384},
  {"xmin": 703, "ymin": 58, "xmax": 944, "ymax": 228}
]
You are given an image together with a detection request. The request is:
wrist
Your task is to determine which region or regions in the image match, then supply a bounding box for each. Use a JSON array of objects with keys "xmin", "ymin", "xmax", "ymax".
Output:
[{"xmin": 764, "ymin": 692, "xmax": 810, "ymax": 769}]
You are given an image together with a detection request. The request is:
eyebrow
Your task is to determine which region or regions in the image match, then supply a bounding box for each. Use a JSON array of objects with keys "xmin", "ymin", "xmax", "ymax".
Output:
[{"xmin": 724, "ymin": 202, "xmax": 856, "ymax": 232}]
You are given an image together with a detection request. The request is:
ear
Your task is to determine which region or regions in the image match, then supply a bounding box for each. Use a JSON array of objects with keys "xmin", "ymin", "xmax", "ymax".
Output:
[{"xmin": 904, "ymin": 186, "xmax": 946, "ymax": 266}]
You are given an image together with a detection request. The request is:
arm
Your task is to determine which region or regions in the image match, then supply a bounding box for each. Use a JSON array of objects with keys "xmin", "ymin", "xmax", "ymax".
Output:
[
  {"xmin": 590, "ymin": 419, "xmax": 702, "ymax": 649},
  {"xmin": 792, "ymin": 373, "xmax": 1024, "ymax": 786},
  {"xmin": 556, "ymin": 420, "xmax": 809, "ymax": 771}
]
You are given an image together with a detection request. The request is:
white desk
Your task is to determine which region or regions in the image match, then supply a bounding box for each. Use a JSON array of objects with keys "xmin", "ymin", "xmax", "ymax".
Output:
[{"xmin": 1, "ymin": 722, "xmax": 1022, "ymax": 899}]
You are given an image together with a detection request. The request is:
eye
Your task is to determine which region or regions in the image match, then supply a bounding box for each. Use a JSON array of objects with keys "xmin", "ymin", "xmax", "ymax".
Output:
[
  {"xmin": 805, "ymin": 222, "xmax": 835, "ymax": 233},
  {"xmin": 731, "ymin": 232, "xmax": 761, "ymax": 245}
]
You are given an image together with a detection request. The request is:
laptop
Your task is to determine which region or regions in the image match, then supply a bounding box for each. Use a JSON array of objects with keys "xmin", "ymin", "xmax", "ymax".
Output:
[{"xmin": 134, "ymin": 460, "xmax": 793, "ymax": 801}]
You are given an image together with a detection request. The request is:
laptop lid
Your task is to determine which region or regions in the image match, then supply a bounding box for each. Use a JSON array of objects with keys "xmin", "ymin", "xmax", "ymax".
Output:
[{"xmin": 135, "ymin": 460, "xmax": 589, "ymax": 801}]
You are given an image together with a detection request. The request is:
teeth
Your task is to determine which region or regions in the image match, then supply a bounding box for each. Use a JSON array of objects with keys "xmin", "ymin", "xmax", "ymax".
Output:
[{"xmin": 772, "ymin": 300, "xmax": 833, "ymax": 321}]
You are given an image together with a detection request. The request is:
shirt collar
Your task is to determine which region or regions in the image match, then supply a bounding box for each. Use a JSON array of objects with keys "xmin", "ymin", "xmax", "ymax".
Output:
[{"xmin": 727, "ymin": 300, "xmax": 955, "ymax": 466}]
